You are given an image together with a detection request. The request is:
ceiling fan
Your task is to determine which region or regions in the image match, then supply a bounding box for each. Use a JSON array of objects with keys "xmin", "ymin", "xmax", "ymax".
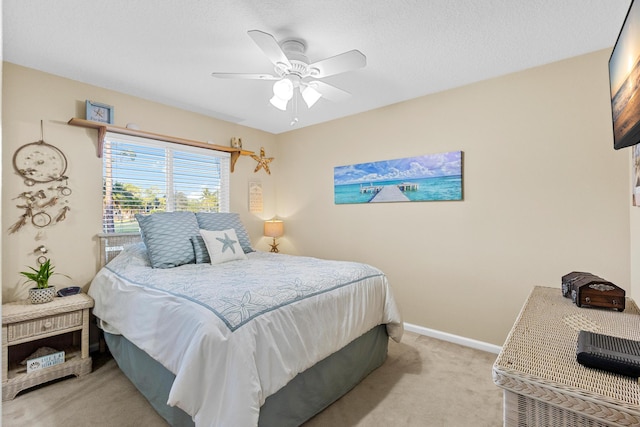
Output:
[{"xmin": 211, "ymin": 30, "xmax": 366, "ymax": 115}]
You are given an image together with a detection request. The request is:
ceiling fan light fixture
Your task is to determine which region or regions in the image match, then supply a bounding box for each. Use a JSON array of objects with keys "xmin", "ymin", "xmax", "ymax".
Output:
[
  {"xmin": 213, "ymin": 30, "xmax": 365, "ymax": 119},
  {"xmin": 272, "ymin": 78, "xmax": 294, "ymax": 101},
  {"xmin": 269, "ymin": 95, "xmax": 289, "ymax": 111},
  {"xmin": 302, "ymin": 85, "xmax": 322, "ymax": 108}
]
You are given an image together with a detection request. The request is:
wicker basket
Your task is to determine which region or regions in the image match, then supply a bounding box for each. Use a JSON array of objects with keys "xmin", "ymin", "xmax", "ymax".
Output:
[{"xmin": 28, "ymin": 287, "xmax": 56, "ymax": 304}]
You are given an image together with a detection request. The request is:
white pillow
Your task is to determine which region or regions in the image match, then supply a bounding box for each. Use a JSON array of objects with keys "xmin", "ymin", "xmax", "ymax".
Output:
[{"xmin": 199, "ymin": 228, "xmax": 247, "ymax": 265}]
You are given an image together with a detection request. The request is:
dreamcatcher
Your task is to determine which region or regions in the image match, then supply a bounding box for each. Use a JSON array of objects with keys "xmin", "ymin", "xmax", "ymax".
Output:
[{"xmin": 9, "ymin": 121, "xmax": 72, "ymax": 234}]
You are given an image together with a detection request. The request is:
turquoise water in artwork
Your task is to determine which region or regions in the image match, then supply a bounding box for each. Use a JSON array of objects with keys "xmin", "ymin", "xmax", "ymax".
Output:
[{"xmin": 334, "ymin": 175, "xmax": 462, "ymax": 204}]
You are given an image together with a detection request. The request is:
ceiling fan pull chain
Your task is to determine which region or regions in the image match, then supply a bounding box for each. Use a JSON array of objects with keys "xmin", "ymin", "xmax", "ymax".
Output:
[{"xmin": 290, "ymin": 91, "xmax": 299, "ymax": 126}]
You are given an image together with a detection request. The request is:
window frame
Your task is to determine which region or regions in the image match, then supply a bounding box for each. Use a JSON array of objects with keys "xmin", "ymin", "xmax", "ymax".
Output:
[{"xmin": 102, "ymin": 131, "xmax": 230, "ymax": 234}]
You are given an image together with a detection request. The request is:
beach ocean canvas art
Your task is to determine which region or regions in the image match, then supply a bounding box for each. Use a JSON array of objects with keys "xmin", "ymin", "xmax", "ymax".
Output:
[{"xmin": 334, "ymin": 151, "xmax": 463, "ymax": 204}]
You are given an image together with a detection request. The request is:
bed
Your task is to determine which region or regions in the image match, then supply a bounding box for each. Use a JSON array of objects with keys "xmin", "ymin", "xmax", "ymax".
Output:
[{"xmin": 89, "ymin": 212, "xmax": 403, "ymax": 427}]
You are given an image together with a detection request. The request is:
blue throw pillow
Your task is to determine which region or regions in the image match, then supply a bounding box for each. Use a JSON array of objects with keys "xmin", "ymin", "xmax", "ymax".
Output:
[
  {"xmin": 195, "ymin": 212, "xmax": 254, "ymax": 253},
  {"xmin": 191, "ymin": 235, "xmax": 211, "ymax": 264},
  {"xmin": 135, "ymin": 212, "xmax": 199, "ymax": 268}
]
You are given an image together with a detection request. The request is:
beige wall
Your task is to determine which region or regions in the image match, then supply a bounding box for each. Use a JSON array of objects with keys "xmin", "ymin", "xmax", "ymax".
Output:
[
  {"xmin": 276, "ymin": 49, "xmax": 630, "ymax": 346},
  {"xmin": 2, "ymin": 63, "xmax": 278, "ymax": 302},
  {"xmin": 2, "ymin": 49, "xmax": 633, "ymax": 347},
  {"xmin": 632, "ymin": 162, "xmax": 640, "ymax": 302}
]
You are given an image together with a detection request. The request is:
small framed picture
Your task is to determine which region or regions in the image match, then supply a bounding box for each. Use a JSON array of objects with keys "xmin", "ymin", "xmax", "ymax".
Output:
[
  {"xmin": 85, "ymin": 100, "xmax": 114, "ymax": 124},
  {"xmin": 249, "ymin": 181, "xmax": 263, "ymax": 213},
  {"xmin": 231, "ymin": 137, "xmax": 243, "ymax": 149}
]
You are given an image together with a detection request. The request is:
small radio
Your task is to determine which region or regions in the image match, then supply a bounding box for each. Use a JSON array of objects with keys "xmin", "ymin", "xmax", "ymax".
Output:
[{"xmin": 57, "ymin": 286, "xmax": 81, "ymax": 297}]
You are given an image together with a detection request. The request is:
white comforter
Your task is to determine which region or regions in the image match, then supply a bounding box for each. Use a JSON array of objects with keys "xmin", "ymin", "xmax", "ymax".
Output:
[{"xmin": 89, "ymin": 243, "xmax": 403, "ymax": 427}]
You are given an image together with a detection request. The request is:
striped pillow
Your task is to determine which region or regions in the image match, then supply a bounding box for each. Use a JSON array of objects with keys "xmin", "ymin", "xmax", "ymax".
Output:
[{"xmin": 191, "ymin": 235, "xmax": 211, "ymax": 264}]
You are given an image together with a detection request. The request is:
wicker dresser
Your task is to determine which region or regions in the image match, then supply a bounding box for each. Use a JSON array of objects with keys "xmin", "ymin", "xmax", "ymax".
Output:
[
  {"xmin": 493, "ymin": 286, "xmax": 640, "ymax": 427},
  {"xmin": 2, "ymin": 293, "xmax": 94, "ymax": 400}
]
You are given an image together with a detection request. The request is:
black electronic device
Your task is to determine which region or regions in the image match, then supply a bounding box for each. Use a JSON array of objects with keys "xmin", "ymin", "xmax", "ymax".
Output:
[
  {"xmin": 609, "ymin": 0, "xmax": 640, "ymax": 150},
  {"xmin": 57, "ymin": 286, "xmax": 81, "ymax": 297},
  {"xmin": 577, "ymin": 330, "xmax": 640, "ymax": 377}
]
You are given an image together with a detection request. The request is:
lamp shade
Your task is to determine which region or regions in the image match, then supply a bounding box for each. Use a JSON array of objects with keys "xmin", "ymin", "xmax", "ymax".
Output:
[
  {"xmin": 269, "ymin": 95, "xmax": 289, "ymax": 111},
  {"xmin": 264, "ymin": 219, "xmax": 284, "ymax": 238},
  {"xmin": 302, "ymin": 85, "xmax": 322, "ymax": 108},
  {"xmin": 273, "ymin": 78, "xmax": 294, "ymax": 100},
  {"xmin": 270, "ymin": 78, "xmax": 294, "ymax": 111}
]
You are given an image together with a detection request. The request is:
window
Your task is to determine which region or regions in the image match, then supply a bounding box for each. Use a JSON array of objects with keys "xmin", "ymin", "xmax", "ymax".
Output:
[{"xmin": 102, "ymin": 132, "xmax": 230, "ymax": 233}]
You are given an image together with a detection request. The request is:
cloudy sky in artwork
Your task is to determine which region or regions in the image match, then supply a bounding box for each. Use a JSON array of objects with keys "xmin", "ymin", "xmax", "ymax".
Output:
[{"xmin": 334, "ymin": 151, "xmax": 462, "ymax": 185}]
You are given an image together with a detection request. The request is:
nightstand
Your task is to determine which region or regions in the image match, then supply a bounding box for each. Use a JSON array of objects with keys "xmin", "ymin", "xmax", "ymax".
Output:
[{"xmin": 2, "ymin": 293, "xmax": 94, "ymax": 400}]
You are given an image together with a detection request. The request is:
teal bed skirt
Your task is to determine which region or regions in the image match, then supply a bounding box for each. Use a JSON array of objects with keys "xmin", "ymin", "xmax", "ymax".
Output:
[{"xmin": 104, "ymin": 324, "xmax": 389, "ymax": 426}]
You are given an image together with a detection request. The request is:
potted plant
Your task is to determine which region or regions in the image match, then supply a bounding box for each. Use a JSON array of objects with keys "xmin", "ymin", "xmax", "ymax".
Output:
[{"xmin": 20, "ymin": 259, "xmax": 66, "ymax": 304}]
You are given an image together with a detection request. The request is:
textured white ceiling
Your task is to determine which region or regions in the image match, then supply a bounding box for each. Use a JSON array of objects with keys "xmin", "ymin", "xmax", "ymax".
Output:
[{"xmin": 3, "ymin": 0, "xmax": 633, "ymax": 134}]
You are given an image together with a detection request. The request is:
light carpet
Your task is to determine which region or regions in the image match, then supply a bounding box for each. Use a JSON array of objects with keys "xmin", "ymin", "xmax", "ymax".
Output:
[{"xmin": 2, "ymin": 331, "xmax": 503, "ymax": 426}]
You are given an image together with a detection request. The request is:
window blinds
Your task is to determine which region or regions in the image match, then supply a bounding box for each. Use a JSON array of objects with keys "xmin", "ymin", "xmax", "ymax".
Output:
[{"xmin": 102, "ymin": 132, "xmax": 230, "ymax": 233}]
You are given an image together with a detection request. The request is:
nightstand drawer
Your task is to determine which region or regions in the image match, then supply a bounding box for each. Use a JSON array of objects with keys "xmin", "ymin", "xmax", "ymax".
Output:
[{"xmin": 6, "ymin": 310, "xmax": 82, "ymax": 342}]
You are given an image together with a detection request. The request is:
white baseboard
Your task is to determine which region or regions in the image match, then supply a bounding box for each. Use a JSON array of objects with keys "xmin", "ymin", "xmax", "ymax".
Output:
[
  {"xmin": 403, "ymin": 322, "xmax": 502, "ymax": 354},
  {"xmin": 89, "ymin": 323, "xmax": 501, "ymax": 354}
]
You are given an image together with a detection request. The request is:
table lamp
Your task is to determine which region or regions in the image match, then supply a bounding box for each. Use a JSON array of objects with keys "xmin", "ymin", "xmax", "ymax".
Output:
[{"xmin": 264, "ymin": 219, "xmax": 284, "ymax": 253}]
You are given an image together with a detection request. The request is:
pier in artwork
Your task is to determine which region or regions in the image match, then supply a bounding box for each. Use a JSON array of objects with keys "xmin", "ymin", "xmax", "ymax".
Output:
[
  {"xmin": 359, "ymin": 182, "xmax": 419, "ymax": 202},
  {"xmin": 359, "ymin": 182, "xmax": 419, "ymax": 194}
]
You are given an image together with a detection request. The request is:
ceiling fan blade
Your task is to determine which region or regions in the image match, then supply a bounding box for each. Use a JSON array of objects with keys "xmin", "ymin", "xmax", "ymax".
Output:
[
  {"xmin": 308, "ymin": 80, "xmax": 351, "ymax": 102},
  {"xmin": 247, "ymin": 30, "xmax": 291, "ymax": 69},
  {"xmin": 211, "ymin": 72, "xmax": 278, "ymax": 80},
  {"xmin": 309, "ymin": 50, "xmax": 366, "ymax": 78}
]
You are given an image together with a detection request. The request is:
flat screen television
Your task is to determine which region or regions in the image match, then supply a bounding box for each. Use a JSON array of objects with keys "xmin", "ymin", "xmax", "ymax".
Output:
[{"xmin": 610, "ymin": 0, "xmax": 640, "ymax": 150}]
